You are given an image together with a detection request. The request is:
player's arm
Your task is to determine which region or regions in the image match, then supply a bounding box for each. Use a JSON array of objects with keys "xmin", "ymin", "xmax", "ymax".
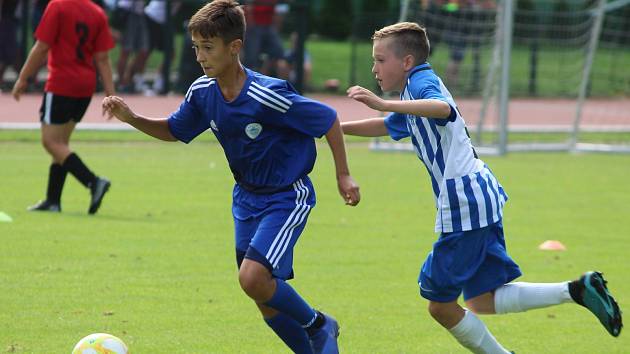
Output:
[
  {"xmin": 341, "ymin": 118, "xmax": 388, "ymax": 137},
  {"xmin": 12, "ymin": 40, "xmax": 49, "ymax": 101},
  {"xmin": 94, "ymin": 51, "xmax": 115, "ymax": 97},
  {"xmin": 347, "ymin": 85, "xmax": 451, "ymax": 118},
  {"xmin": 325, "ymin": 118, "xmax": 361, "ymax": 206},
  {"xmin": 379, "ymin": 99, "xmax": 451, "ymax": 118},
  {"xmin": 102, "ymin": 96, "xmax": 177, "ymax": 141}
]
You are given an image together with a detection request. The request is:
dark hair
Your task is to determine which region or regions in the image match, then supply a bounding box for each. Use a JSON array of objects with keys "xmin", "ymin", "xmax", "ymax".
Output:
[
  {"xmin": 372, "ymin": 22, "xmax": 430, "ymax": 65},
  {"xmin": 188, "ymin": 0, "xmax": 245, "ymax": 43}
]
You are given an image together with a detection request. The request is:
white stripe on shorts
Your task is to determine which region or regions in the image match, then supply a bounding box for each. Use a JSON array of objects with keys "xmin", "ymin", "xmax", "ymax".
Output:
[
  {"xmin": 266, "ymin": 180, "xmax": 310, "ymax": 268},
  {"xmin": 270, "ymin": 179, "xmax": 311, "ymax": 267},
  {"xmin": 43, "ymin": 92, "xmax": 53, "ymax": 125}
]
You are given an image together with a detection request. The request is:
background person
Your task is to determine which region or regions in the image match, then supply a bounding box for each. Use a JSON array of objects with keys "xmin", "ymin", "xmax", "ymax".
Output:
[{"xmin": 12, "ymin": 0, "xmax": 115, "ymax": 214}]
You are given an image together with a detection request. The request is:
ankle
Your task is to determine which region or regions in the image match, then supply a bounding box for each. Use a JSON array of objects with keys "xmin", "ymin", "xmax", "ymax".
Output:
[
  {"xmin": 305, "ymin": 311, "xmax": 325, "ymax": 336},
  {"xmin": 568, "ymin": 279, "xmax": 585, "ymax": 306}
]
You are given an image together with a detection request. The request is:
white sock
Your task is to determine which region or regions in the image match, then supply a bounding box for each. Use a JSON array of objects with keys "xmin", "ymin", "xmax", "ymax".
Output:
[
  {"xmin": 449, "ymin": 309, "xmax": 510, "ymax": 354},
  {"xmin": 494, "ymin": 282, "xmax": 573, "ymax": 314}
]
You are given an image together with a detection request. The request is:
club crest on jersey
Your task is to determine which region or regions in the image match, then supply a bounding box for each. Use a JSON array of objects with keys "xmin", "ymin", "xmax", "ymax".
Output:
[
  {"xmin": 210, "ymin": 120, "xmax": 218, "ymax": 131},
  {"xmin": 245, "ymin": 123, "xmax": 262, "ymax": 139}
]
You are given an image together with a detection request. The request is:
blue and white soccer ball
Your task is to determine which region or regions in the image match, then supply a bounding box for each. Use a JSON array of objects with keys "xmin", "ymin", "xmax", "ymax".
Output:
[{"xmin": 72, "ymin": 333, "xmax": 128, "ymax": 354}]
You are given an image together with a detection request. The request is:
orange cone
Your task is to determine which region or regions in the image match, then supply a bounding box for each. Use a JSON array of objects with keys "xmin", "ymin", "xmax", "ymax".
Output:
[{"xmin": 538, "ymin": 240, "xmax": 566, "ymax": 251}]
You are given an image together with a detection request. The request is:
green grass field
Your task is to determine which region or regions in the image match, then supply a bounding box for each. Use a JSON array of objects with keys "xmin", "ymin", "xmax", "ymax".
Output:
[{"xmin": 1, "ymin": 131, "xmax": 629, "ymax": 353}]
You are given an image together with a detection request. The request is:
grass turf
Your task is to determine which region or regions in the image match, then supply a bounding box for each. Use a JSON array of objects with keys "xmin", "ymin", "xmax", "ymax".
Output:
[{"xmin": 1, "ymin": 132, "xmax": 629, "ymax": 353}]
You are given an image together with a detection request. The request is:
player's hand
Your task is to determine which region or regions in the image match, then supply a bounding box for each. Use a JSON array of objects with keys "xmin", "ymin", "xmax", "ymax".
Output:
[
  {"xmin": 102, "ymin": 96, "xmax": 134, "ymax": 123},
  {"xmin": 347, "ymin": 85, "xmax": 387, "ymax": 111},
  {"xmin": 11, "ymin": 78, "xmax": 28, "ymax": 101},
  {"xmin": 337, "ymin": 174, "xmax": 360, "ymax": 206}
]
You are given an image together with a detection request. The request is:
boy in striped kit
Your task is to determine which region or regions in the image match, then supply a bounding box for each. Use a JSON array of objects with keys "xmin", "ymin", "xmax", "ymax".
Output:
[
  {"xmin": 103, "ymin": 1, "xmax": 359, "ymax": 353},
  {"xmin": 343, "ymin": 22, "xmax": 622, "ymax": 353}
]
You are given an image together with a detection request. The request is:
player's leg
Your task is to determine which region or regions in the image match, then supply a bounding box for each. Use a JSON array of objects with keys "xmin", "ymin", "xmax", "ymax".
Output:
[
  {"xmin": 258, "ymin": 303, "xmax": 313, "ymax": 354},
  {"xmin": 466, "ymin": 275, "xmax": 622, "ymax": 337},
  {"xmin": 427, "ymin": 300, "xmax": 511, "ymax": 354},
  {"xmin": 466, "ymin": 282, "xmax": 574, "ymax": 315},
  {"xmin": 42, "ymin": 93, "xmax": 110, "ymax": 213},
  {"xmin": 419, "ymin": 222, "xmax": 513, "ymax": 353},
  {"xmin": 29, "ymin": 93, "xmax": 70, "ymax": 211},
  {"xmin": 464, "ymin": 219, "xmax": 561, "ymax": 310},
  {"xmin": 239, "ymin": 250, "xmax": 337, "ymax": 354},
  {"xmin": 463, "ymin": 222, "xmax": 622, "ymax": 336},
  {"xmin": 463, "ymin": 221, "xmax": 569, "ymax": 315},
  {"xmin": 239, "ymin": 258, "xmax": 315, "ymax": 354},
  {"xmin": 235, "ymin": 178, "xmax": 339, "ymax": 353},
  {"xmin": 233, "ymin": 190, "xmax": 313, "ymax": 354}
]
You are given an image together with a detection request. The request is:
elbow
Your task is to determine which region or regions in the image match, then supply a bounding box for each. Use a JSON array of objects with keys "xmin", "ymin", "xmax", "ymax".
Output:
[
  {"xmin": 340, "ymin": 122, "xmax": 348, "ymax": 134},
  {"xmin": 95, "ymin": 57, "xmax": 110, "ymax": 66},
  {"xmin": 440, "ymin": 102, "xmax": 452, "ymax": 119},
  {"xmin": 94, "ymin": 52, "xmax": 110, "ymax": 64}
]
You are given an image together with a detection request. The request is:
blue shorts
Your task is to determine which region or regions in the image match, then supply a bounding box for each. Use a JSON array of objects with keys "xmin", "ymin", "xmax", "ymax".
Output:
[
  {"xmin": 233, "ymin": 177, "xmax": 315, "ymax": 280},
  {"xmin": 418, "ymin": 221, "xmax": 521, "ymax": 302}
]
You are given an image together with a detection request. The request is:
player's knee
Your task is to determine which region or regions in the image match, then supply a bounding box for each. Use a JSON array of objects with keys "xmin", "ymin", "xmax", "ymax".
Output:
[
  {"xmin": 41, "ymin": 136, "xmax": 55, "ymax": 152},
  {"xmin": 238, "ymin": 266, "xmax": 271, "ymax": 300},
  {"xmin": 238, "ymin": 267, "xmax": 256, "ymax": 293},
  {"xmin": 464, "ymin": 301, "xmax": 484, "ymax": 315},
  {"xmin": 428, "ymin": 302, "xmax": 450, "ymax": 323}
]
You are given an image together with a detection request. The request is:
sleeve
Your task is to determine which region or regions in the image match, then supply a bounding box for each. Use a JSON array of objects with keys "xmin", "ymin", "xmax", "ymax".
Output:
[
  {"xmin": 34, "ymin": 2, "xmax": 60, "ymax": 45},
  {"xmin": 275, "ymin": 82, "xmax": 337, "ymax": 138},
  {"xmin": 167, "ymin": 96, "xmax": 209, "ymax": 144},
  {"xmin": 417, "ymin": 77, "xmax": 457, "ymax": 121},
  {"xmin": 93, "ymin": 13, "xmax": 115, "ymax": 52},
  {"xmin": 384, "ymin": 112, "xmax": 410, "ymax": 141}
]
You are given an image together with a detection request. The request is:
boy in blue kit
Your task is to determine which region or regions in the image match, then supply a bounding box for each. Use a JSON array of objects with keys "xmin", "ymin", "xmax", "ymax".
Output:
[
  {"xmin": 342, "ymin": 22, "xmax": 622, "ymax": 353},
  {"xmin": 102, "ymin": 1, "xmax": 360, "ymax": 353}
]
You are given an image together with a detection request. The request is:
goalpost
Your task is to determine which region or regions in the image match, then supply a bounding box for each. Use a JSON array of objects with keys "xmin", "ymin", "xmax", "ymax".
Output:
[
  {"xmin": 371, "ymin": 0, "xmax": 630, "ymax": 155},
  {"xmin": 571, "ymin": 0, "xmax": 630, "ymax": 153}
]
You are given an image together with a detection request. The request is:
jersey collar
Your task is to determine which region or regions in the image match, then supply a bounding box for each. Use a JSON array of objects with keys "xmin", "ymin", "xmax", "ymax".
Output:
[
  {"xmin": 407, "ymin": 62, "xmax": 432, "ymax": 80},
  {"xmin": 401, "ymin": 62, "xmax": 432, "ymax": 97}
]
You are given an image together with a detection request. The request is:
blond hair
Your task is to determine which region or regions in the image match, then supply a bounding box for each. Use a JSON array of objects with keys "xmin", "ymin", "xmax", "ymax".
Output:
[
  {"xmin": 372, "ymin": 22, "xmax": 430, "ymax": 65},
  {"xmin": 188, "ymin": 0, "xmax": 245, "ymax": 43}
]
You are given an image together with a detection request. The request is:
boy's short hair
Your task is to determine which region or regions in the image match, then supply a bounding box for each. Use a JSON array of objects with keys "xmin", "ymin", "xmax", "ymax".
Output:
[
  {"xmin": 188, "ymin": 0, "xmax": 245, "ymax": 43},
  {"xmin": 372, "ymin": 22, "xmax": 430, "ymax": 65}
]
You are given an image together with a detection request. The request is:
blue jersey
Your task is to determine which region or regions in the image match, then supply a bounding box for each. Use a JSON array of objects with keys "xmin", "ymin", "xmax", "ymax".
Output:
[
  {"xmin": 168, "ymin": 68, "xmax": 337, "ymax": 192},
  {"xmin": 384, "ymin": 63, "xmax": 508, "ymax": 233}
]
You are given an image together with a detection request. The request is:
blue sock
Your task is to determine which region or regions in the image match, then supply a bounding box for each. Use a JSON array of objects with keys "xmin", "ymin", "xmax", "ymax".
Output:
[
  {"xmin": 265, "ymin": 312, "xmax": 313, "ymax": 354},
  {"xmin": 264, "ymin": 278, "xmax": 318, "ymax": 327}
]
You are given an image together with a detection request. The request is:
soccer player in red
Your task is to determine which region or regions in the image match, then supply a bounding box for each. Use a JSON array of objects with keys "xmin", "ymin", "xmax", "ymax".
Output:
[{"xmin": 12, "ymin": 0, "xmax": 115, "ymax": 214}]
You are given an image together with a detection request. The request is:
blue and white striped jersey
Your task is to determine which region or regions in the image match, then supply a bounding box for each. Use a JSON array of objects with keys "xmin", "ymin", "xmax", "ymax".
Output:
[
  {"xmin": 168, "ymin": 68, "xmax": 337, "ymax": 191},
  {"xmin": 384, "ymin": 63, "xmax": 508, "ymax": 233}
]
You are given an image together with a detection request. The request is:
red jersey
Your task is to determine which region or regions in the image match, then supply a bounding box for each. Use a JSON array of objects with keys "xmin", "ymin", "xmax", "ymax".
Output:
[
  {"xmin": 35, "ymin": 0, "xmax": 114, "ymax": 97},
  {"xmin": 249, "ymin": 0, "xmax": 277, "ymax": 26}
]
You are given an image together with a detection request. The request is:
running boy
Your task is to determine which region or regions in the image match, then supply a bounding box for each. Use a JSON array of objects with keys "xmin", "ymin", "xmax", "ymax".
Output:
[
  {"xmin": 102, "ymin": 1, "xmax": 359, "ymax": 353},
  {"xmin": 12, "ymin": 0, "xmax": 114, "ymax": 214},
  {"xmin": 342, "ymin": 22, "xmax": 622, "ymax": 353}
]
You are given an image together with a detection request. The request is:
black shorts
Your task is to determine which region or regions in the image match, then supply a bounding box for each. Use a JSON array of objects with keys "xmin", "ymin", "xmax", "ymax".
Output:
[
  {"xmin": 39, "ymin": 92, "xmax": 91, "ymax": 125},
  {"xmin": 146, "ymin": 16, "xmax": 164, "ymax": 51},
  {"xmin": 110, "ymin": 8, "xmax": 130, "ymax": 31}
]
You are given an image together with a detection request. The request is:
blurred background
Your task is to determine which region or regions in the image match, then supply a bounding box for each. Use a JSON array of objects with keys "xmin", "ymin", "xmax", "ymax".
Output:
[
  {"xmin": 1, "ymin": 0, "xmax": 629, "ymax": 152},
  {"xmin": 1, "ymin": 0, "xmax": 627, "ymax": 96}
]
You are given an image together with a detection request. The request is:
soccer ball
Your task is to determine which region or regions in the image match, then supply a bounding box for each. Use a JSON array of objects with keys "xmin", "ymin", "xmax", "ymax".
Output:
[{"xmin": 72, "ymin": 333, "xmax": 128, "ymax": 354}]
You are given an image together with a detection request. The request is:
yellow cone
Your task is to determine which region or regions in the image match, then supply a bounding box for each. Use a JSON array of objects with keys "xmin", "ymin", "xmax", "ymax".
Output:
[{"xmin": 0, "ymin": 212, "xmax": 13, "ymax": 222}]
